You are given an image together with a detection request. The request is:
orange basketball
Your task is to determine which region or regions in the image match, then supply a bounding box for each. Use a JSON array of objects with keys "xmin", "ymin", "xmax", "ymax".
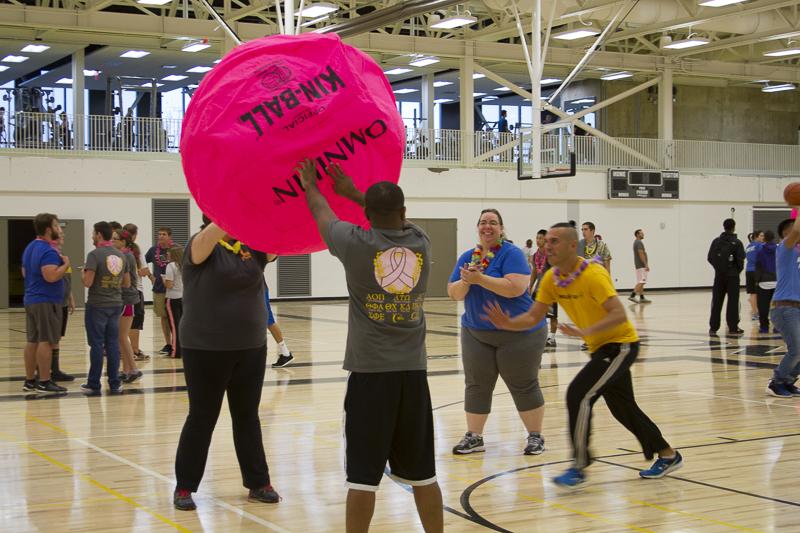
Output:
[{"xmin": 784, "ymin": 183, "xmax": 800, "ymax": 205}]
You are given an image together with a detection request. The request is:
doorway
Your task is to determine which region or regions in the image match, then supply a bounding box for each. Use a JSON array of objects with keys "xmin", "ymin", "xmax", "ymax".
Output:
[
  {"xmin": 409, "ymin": 218, "xmax": 457, "ymax": 298},
  {"xmin": 0, "ymin": 217, "xmax": 84, "ymax": 309}
]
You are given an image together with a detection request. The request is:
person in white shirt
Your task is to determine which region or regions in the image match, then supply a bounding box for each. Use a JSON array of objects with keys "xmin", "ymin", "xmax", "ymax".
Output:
[{"xmin": 163, "ymin": 245, "xmax": 184, "ymax": 358}]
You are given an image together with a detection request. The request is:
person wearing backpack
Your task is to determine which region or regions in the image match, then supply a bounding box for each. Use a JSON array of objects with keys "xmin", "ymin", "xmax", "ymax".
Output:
[{"xmin": 707, "ymin": 218, "xmax": 746, "ymax": 336}]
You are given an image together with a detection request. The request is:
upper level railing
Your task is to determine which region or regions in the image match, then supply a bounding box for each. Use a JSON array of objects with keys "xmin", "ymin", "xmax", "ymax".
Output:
[{"xmin": 0, "ymin": 112, "xmax": 797, "ymax": 176}]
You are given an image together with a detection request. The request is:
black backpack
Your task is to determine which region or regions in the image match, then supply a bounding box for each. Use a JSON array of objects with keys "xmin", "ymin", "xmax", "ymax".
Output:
[{"xmin": 711, "ymin": 238, "xmax": 735, "ymax": 271}]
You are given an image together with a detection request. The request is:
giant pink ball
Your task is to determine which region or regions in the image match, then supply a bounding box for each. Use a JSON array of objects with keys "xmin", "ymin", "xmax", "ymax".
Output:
[{"xmin": 181, "ymin": 33, "xmax": 405, "ymax": 254}]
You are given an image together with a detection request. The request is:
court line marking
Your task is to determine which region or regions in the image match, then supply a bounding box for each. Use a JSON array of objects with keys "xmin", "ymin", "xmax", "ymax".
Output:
[
  {"xmin": 13, "ymin": 438, "xmax": 192, "ymax": 533},
  {"xmin": 596, "ymin": 458, "xmax": 800, "ymax": 508},
  {"xmin": 517, "ymin": 492, "xmax": 656, "ymax": 533},
  {"xmin": 23, "ymin": 413, "xmax": 292, "ymax": 533},
  {"xmin": 520, "ymin": 469, "xmax": 762, "ymax": 532},
  {"xmin": 459, "ymin": 432, "xmax": 800, "ymax": 531},
  {"xmin": 684, "ymin": 390, "xmax": 799, "ymax": 409}
]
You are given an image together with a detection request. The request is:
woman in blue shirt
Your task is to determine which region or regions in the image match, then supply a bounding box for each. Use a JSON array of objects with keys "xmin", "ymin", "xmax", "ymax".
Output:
[
  {"xmin": 746, "ymin": 231, "xmax": 764, "ymax": 321},
  {"xmin": 755, "ymin": 230, "xmax": 776, "ymax": 334},
  {"xmin": 447, "ymin": 208, "xmax": 548, "ymax": 456}
]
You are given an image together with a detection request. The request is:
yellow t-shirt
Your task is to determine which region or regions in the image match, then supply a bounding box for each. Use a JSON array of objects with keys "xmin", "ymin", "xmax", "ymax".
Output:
[{"xmin": 536, "ymin": 260, "xmax": 638, "ymax": 352}]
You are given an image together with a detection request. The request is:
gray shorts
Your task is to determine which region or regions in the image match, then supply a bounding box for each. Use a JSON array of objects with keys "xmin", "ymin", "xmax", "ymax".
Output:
[
  {"xmin": 461, "ymin": 326, "xmax": 547, "ymax": 414},
  {"xmin": 25, "ymin": 303, "xmax": 63, "ymax": 344}
]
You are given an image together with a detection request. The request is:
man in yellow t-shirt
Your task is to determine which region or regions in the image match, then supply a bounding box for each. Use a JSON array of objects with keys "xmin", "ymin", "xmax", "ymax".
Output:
[{"xmin": 485, "ymin": 223, "xmax": 682, "ymax": 488}]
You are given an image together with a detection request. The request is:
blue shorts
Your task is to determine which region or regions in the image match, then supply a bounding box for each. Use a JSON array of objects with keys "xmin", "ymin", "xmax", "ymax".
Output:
[{"xmin": 265, "ymin": 286, "xmax": 275, "ymax": 326}]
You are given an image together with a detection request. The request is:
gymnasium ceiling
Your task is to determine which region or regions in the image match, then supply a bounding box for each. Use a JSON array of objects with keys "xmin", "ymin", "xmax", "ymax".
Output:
[{"xmin": 0, "ymin": 0, "xmax": 798, "ymax": 101}]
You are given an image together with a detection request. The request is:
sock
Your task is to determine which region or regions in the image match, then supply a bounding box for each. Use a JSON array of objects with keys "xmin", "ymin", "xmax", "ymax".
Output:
[
  {"xmin": 278, "ymin": 341, "xmax": 291, "ymax": 357},
  {"xmin": 51, "ymin": 348, "xmax": 60, "ymax": 373}
]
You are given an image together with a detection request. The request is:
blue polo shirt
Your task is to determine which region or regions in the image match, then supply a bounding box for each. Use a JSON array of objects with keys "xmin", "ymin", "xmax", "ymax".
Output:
[
  {"xmin": 773, "ymin": 241, "xmax": 800, "ymax": 302},
  {"xmin": 22, "ymin": 239, "xmax": 63, "ymax": 305},
  {"xmin": 449, "ymin": 241, "xmax": 546, "ymax": 332},
  {"xmin": 745, "ymin": 241, "xmax": 762, "ymax": 273}
]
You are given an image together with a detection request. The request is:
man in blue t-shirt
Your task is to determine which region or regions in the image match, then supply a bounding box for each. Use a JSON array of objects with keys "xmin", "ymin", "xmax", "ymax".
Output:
[
  {"xmin": 21, "ymin": 213, "xmax": 70, "ymax": 394},
  {"xmin": 745, "ymin": 231, "xmax": 764, "ymax": 321},
  {"xmin": 767, "ymin": 217, "xmax": 800, "ymax": 397}
]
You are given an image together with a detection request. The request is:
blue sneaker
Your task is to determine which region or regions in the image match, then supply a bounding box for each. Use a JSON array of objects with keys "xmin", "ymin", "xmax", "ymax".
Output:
[
  {"xmin": 766, "ymin": 380, "xmax": 792, "ymax": 398},
  {"xmin": 553, "ymin": 467, "xmax": 586, "ymax": 488},
  {"xmin": 786, "ymin": 383, "xmax": 800, "ymax": 397},
  {"xmin": 639, "ymin": 451, "xmax": 683, "ymax": 479}
]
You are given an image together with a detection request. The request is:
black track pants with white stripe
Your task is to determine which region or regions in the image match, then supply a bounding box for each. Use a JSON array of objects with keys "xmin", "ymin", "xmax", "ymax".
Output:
[{"xmin": 566, "ymin": 341, "xmax": 670, "ymax": 469}]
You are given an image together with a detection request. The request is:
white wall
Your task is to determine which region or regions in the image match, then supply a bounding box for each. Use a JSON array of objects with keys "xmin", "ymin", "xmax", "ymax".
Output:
[{"xmin": 0, "ymin": 153, "xmax": 790, "ymax": 299}]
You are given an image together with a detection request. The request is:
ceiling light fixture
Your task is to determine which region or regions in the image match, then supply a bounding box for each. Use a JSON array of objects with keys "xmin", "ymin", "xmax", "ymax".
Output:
[
  {"xmin": 137, "ymin": 0, "xmax": 172, "ymax": 4},
  {"xmin": 432, "ymin": 81, "xmax": 453, "ymax": 87},
  {"xmin": 296, "ymin": 2, "xmax": 339, "ymax": 17},
  {"xmin": 187, "ymin": 66, "xmax": 213, "ymax": 73},
  {"xmin": 83, "ymin": 69, "xmax": 101, "ymax": 77},
  {"xmin": 663, "ymin": 36, "xmax": 710, "ymax": 49},
  {"xmin": 141, "ymin": 82, "xmax": 165, "ymax": 87},
  {"xmin": 540, "ymin": 78, "xmax": 561, "ymax": 84},
  {"xmin": 384, "ymin": 68, "xmax": 412, "ymax": 75},
  {"xmin": 393, "ymin": 88, "xmax": 419, "ymax": 94},
  {"xmin": 762, "ymin": 83, "xmax": 796, "ymax": 93},
  {"xmin": 473, "ymin": 92, "xmax": 486, "ymax": 97},
  {"xmin": 162, "ymin": 75, "xmax": 188, "ymax": 81},
  {"xmin": 56, "ymin": 78, "xmax": 72, "ymax": 84},
  {"xmin": 120, "ymin": 50, "xmax": 150, "ymax": 58},
  {"xmin": 494, "ymin": 86, "xmax": 512, "ymax": 91},
  {"xmin": 21, "ymin": 44, "xmax": 49, "ymax": 53},
  {"xmin": 473, "ymin": 73, "xmax": 486, "ymax": 79},
  {"xmin": 409, "ymin": 56, "xmax": 440, "ymax": 67},
  {"xmin": 601, "ymin": 71, "xmax": 633, "ymax": 80},
  {"xmin": 763, "ymin": 47, "xmax": 800, "ymax": 57},
  {"xmin": 2, "ymin": 55, "xmax": 29, "ymax": 63},
  {"xmin": 182, "ymin": 41, "xmax": 211, "ymax": 53},
  {"xmin": 553, "ymin": 27, "xmax": 600, "ymax": 40},
  {"xmin": 698, "ymin": 0, "xmax": 744, "ymax": 6},
  {"xmin": 430, "ymin": 15, "xmax": 477, "ymax": 29},
  {"xmin": 0, "ymin": 65, "xmax": 9, "ymax": 72},
  {"xmin": 434, "ymin": 98, "xmax": 453, "ymax": 104}
]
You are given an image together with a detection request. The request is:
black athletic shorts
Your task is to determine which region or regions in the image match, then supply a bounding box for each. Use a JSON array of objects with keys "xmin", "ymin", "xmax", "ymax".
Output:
[
  {"xmin": 745, "ymin": 271, "xmax": 757, "ymax": 294},
  {"xmin": 132, "ymin": 290, "xmax": 145, "ymax": 330},
  {"xmin": 344, "ymin": 370, "xmax": 436, "ymax": 491}
]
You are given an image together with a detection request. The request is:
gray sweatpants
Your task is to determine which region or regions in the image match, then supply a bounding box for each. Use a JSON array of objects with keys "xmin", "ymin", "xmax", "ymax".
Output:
[{"xmin": 461, "ymin": 326, "xmax": 547, "ymax": 414}]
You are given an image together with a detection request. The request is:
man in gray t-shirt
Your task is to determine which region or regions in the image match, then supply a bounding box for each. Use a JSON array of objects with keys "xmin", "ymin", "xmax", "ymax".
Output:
[
  {"xmin": 298, "ymin": 159, "xmax": 443, "ymax": 533},
  {"xmin": 82, "ymin": 221, "xmax": 129, "ymax": 393},
  {"xmin": 629, "ymin": 229, "xmax": 651, "ymax": 304}
]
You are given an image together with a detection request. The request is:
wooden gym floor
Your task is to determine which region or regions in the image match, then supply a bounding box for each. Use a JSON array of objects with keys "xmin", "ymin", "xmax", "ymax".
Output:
[{"xmin": 0, "ymin": 291, "xmax": 797, "ymax": 532}]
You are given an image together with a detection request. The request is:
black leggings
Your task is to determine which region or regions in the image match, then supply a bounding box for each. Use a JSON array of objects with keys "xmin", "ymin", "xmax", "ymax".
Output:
[
  {"xmin": 757, "ymin": 287, "xmax": 775, "ymax": 331},
  {"xmin": 166, "ymin": 298, "xmax": 183, "ymax": 357},
  {"xmin": 566, "ymin": 342, "xmax": 669, "ymax": 469},
  {"xmin": 175, "ymin": 344, "xmax": 270, "ymax": 492}
]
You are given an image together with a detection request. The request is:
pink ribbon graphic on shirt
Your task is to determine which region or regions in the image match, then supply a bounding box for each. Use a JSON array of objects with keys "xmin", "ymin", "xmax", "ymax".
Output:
[
  {"xmin": 381, "ymin": 249, "xmax": 414, "ymax": 289},
  {"xmin": 375, "ymin": 247, "xmax": 420, "ymax": 294}
]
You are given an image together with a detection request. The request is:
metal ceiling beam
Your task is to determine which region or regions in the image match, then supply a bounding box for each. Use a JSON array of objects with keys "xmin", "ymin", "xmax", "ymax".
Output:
[
  {"xmin": 314, "ymin": 0, "xmax": 465, "ymax": 37},
  {"xmin": 668, "ymin": 26, "xmax": 796, "ymax": 57},
  {"xmin": 604, "ymin": 0, "xmax": 800, "ymax": 43},
  {"xmin": 0, "ymin": 4, "xmax": 798, "ymax": 82}
]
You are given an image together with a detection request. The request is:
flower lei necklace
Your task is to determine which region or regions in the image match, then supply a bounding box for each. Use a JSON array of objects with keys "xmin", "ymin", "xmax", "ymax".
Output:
[
  {"xmin": 584, "ymin": 239, "xmax": 598, "ymax": 257},
  {"xmin": 470, "ymin": 239, "xmax": 504, "ymax": 272},
  {"xmin": 553, "ymin": 256, "xmax": 603, "ymax": 288},
  {"xmin": 154, "ymin": 242, "xmax": 172, "ymax": 269},
  {"xmin": 218, "ymin": 239, "xmax": 252, "ymax": 261}
]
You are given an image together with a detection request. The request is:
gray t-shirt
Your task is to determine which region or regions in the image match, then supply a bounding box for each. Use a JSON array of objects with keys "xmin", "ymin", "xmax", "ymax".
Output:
[
  {"xmin": 85, "ymin": 246, "xmax": 125, "ymax": 307},
  {"xmin": 633, "ymin": 239, "xmax": 647, "ymax": 269},
  {"xmin": 122, "ymin": 252, "xmax": 140, "ymax": 305},
  {"xmin": 180, "ymin": 236, "xmax": 268, "ymax": 351},
  {"xmin": 325, "ymin": 219, "xmax": 431, "ymax": 373}
]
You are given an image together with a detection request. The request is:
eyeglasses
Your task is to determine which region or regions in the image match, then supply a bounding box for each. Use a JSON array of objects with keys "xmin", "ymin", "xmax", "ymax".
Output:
[{"xmin": 478, "ymin": 220, "xmax": 501, "ymax": 226}]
